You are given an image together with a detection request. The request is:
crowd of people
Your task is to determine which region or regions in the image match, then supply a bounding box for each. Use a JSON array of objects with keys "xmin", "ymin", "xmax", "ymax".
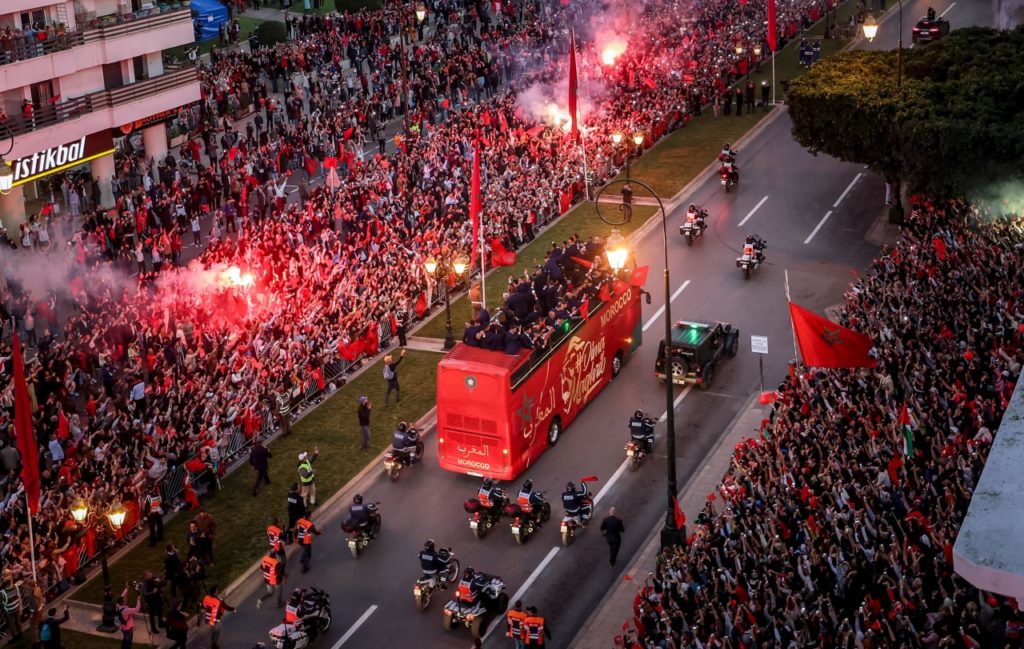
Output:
[
  {"xmin": 1, "ymin": 0, "xmax": 837, "ymax": 616},
  {"xmin": 624, "ymin": 200, "xmax": 1024, "ymax": 648}
]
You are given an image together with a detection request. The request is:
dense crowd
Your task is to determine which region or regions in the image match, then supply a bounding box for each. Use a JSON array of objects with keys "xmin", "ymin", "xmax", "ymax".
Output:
[
  {"xmin": 625, "ymin": 200, "xmax": 1024, "ymax": 648},
  {"xmin": 1, "ymin": 0, "xmax": 835, "ymax": 604}
]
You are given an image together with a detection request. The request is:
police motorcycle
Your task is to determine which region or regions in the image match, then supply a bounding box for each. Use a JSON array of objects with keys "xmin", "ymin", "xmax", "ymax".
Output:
[
  {"xmin": 626, "ymin": 411, "xmax": 657, "ymax": 471},
  {"xmin": 679, "ymin": 204, "xmax": 709, "ymax": 246},
  {"xmin": 560, "ymin": 477, "xmax": 597, "ymax": 547},
  {"xmin": 504, "ymin": 480, "xmax": 552, "ymax": 545},
  {"xmin": 442, "ymin": 567, "xmax": 509, "ymax": 639},
  {"xmin": 736, "ymin": 235, "xmax": 766, "ymax": 280},
  {"xmin": 267, "ymin": 587, "xmax": 332, "ymax": 649},
  {"xmin": 383, "ymin": 422, "xmax": 425, "ymax": 481},
  {"xmin": 464, "ymin": 479, "xmax": 507, "ymax": 540},
  {"xmin": 341, "ymin": 495, "xmax": 381, "ymax": 558},
  {"xmin": 719, "ymin": 144, "xmax": 739, "ymax": 193},
  {"xmin": 414, "ymin": 541, "xmax": 461, "ymax": 611}
]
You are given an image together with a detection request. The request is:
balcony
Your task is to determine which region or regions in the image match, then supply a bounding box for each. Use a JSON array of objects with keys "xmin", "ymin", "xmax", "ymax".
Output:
[
  {"xmin": 4, "ymin": 65, "xmax": 200, "ymax": 159},
  {"xmin": 0, "ymin": 5, "xmax": 193, "ymax": 84}
]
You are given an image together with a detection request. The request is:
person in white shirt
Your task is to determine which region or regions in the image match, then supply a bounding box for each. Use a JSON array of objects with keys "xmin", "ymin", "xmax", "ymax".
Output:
[{"xmin": 47, "ymin": 433, "xmax": 64, "ymax": 463}]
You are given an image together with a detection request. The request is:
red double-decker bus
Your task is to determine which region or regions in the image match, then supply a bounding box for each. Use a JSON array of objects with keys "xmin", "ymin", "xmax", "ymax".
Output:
[{"xmin": 436, "ymin": 286, "xmax": 643, "ymax": 479}]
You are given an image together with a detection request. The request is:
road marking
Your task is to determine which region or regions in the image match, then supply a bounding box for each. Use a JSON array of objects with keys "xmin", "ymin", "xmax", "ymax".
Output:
[
  {"xmin": 643, "ymin": 280, "xmax": 691, "ymax": 332},
  {"xmin": 593, "ymin": 459, "xmax": 629, "ymax": 509},
  {"xmin": 940, "ymin": 2, "xmax": 955, "ymax": 16},
  {"xmin": 804, "ymin": 210, "xmax": 833, "ymax": 244},
  {"xmin": 484, "ymin": 548, "xmax": 560, "ymax": 641},
  {"xmin": 832, "ymin": 173, "xmax": 862, "ymax": 208},
  {"xmin": 331, "ymin": 604, "xmax": 378, "ymax": 648},
  {"xmin": 659, "ymin": 386, "xmax": 693, "ymax": 423},
  {"xmin": 738, "ymin": 195, "xmax": 769, "ymax": 227}
]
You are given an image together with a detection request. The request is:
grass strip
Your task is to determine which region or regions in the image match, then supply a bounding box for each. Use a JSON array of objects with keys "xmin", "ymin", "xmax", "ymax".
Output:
[
  {"xmin": 290, "ymin": 0, "xmax": 383, "ymax": 14},
  {"xmin": 164, "ymin": 17, "xmax": 275, "ymax": 60},
  {"xmin": 73, "ymin": 350, "xmax": 439, "ymax": 605},
  {"xmin": 8, "ymin": 629, "xmax": 152, "ymax": 649}
]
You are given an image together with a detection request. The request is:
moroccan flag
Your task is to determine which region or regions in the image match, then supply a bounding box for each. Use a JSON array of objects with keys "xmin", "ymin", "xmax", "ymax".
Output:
[
  {"xmin": 932, "ymin": 237, "xmax": 948, "ymax": 260},
  {"xmin": 767, "ymin": 0, "xmax": 778, "ymax": 52},
  {"xmin": 526, "ymin": 124, "xmax": 546, "ymax": 138},
  {"xmin": 642, "ymin": 77, "xmax": 658, "ymax": 89},
  {"xmin": 599, "ymin": 283, "xmax": 611, "ymax": 302},
  {"xmin": 414, "ymin": 292, "xmax": 427, "ymax": 318},
  {"xmin": 13, "ymin": 335, "xmax": 40, "ymax": 514},
  {"xmin": 489, "ymin": 238, "xmax": 516, "ymax": 267},
  {"xmin": 672, "ymin": 496, "xmax": 687, "ymax": 529},
  {"xmin": 899, "ymin": 403, "xmax": 914, "ymax": 458},
  {"xmin": 788, "ymin": 302, "xmax": 876, "ymax": 368},
  {"xmin": 629, "ymin": 265, "xmax": 649, "ymax": 287},
  {"xmin": 580, "ymin": 297, "xmax": 590, "ymax": 321},
  {"xmin": 568, "ymin": 30, "xmax": 579, "ymax": 140},
  {"xmin": 570, "ymin": 256, "xmax": 594, "ymax": 269},
  {"xmin": 498, "ymin": 111, "xmax": 509, "ymax": 132},
  {"xmin": 470, "ymin": 143, "xmax": 482, "ymax": 266},
  {"xmin": 57, "ymin": 409, "xmax": 70, "ymax": 441}
]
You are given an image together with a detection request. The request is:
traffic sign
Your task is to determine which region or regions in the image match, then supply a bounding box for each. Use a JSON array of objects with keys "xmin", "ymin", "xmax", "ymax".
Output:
[{"xmin": 750, "ymin": 335, "xmax": 768, "ymax": 355}]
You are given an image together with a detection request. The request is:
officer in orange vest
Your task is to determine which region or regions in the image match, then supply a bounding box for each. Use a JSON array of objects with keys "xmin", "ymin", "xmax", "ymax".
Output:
[
  {"xmin": 295, "ymin": 510, "xmax": 322, "ymax": 573},
  {"xmin": 521, "ymin": 606, "xmax": 551, "ymax": 647},
  {"xmin": 506, "ymin": 599, "xmax": 528, "ymax": 649},
  {"xmin": 267, "ymin": 519, "xmax": 287, "ymax": 573},
  {"xmin": 201, "ymin": 585, "xmax": 235, "ymax": 649},
  {"xmin": 144, "ymin": 485, "xmax": 164, "ymax": 547},
  {"xmin": 256, "ymin": 548, "xmax": 285, "ymax": 609}
]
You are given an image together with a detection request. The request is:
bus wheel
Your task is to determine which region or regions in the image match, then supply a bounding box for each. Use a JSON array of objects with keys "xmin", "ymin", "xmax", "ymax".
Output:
[
  {"xmin": 547, "ymin": 418, "xmax": 562, "ymax": 446},
  {"xmin": 611, "ymin": 351, "xmax": 623, "ymax": 378}
]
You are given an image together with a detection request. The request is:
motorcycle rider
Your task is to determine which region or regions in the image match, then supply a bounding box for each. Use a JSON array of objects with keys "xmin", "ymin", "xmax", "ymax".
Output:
[
  {"xmin": 743, "ymin": 235, "xmax": 766, "ymax": 263},
  {"xmin": 391, "ymin": 422, "xmax": 420, "ymax": 462},
  {"xmin": 721, "ymin": 154, "xmax": 739, "ymax": 184},
  {"xmin": 628, "ymin": 410, "xmax": 656, "ymax": 454},
  {"xmin": 684, "ymin": 204, "xmax": 707, "ymax": 231},
  {"xmin": 349, "ymin": 494, "xmax": 376, "ymax": 537},
  {"xmin": 283, "ymin": 588, "xmax": 321, "ymax": 643},
  {"xmin": 516, "ymin": 479, "xmax": 545, "ymax": 521},
  {"xmin": 477, "ymin": 478, "xmax": 504, "ymax": 510},
  {"xmin": 418, "ymin": 539, "xmax": 449, "ymax": 584},
  {"xmin": 562, "ymin": 482, "xmax": 592, "ymax": 522}
]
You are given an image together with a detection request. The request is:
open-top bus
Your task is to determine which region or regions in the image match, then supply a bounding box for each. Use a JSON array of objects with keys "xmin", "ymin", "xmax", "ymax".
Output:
[{"xmin": 436, "ymin": 285, "xmax": 643, "ymax": 479}]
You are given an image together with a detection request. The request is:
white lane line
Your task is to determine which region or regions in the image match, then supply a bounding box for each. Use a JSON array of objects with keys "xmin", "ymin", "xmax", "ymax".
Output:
[
  {"xmin": 832, "ymin": 173, "xmax": 862, "ymax": 208},
  {"xmin": 940, "ymin": 2, "xmax": 956, "ymax": 17},
  {"xmin": 483, "ymin": 547, "xmax": 560, "ymax": 641},
  {"xmin": 804, "ymin": 210, "xmax": 833, "ymax": 244},
  {"xmin": 643, "ymin": 280, "xmax": 691, "ymax": 332},
  {"xmin": 738, "ymin": 195, "xmax": 769, "ymax": 227},
  {"xmin": 593, "ymin": 459, "xmax": 630, "ymax": 509},
  {"xmin": 658, "ymin": 386, "xmax": 693, "ymax": 423},
  {"xmin": 331, "ymin": 605, "xmax": 378, "ymax": 648}
]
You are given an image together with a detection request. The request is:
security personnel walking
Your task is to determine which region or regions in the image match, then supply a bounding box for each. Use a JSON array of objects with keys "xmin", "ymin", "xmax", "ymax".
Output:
[
  {"xmin": 201, "ymin": 585, "xmax": 235, "ymax": 649},
  {"xmin": 296, "ymin": 447, "xmax": 319, "ymax": 506},
  {"xmin": 144, "ymin": 485, "xmax": 164, "ymax": 547},
  {"xmin": 295, "ymin": 511, "xmax": 323, "ymax": 573},
  {"xmin": 267, "ymin": 520, "xmax": 286, "ymax": 572},
  {"xmin": 521, "ymin": 606, "xmax": 551, "ymax": 647},
  {"xmin": 256, "ymin": 548, "xmax": 285, "ymax": 609},
  {"xmin": 506, "ymin": 599, "xmax": 528, "ymax": 649},
  {"xmin": 286, "ymin": 484, "xmax": 305, "ymax": 544}
]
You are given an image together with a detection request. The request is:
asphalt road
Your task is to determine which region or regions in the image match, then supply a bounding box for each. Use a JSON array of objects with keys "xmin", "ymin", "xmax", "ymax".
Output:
[{"xmin": 196, "ymin": 3, "xmax": 992, "ymax": 647}]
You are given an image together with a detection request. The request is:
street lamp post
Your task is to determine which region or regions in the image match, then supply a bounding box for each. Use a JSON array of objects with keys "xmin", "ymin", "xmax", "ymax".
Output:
[
  {"xmin": 70, "ymin": 499, "xmax": 128, "ymax": 632},
  {"xmin": 596, "ymin": 178, "xmax": 683, "ymax": 549},
  {"xmin": 862, "ymin": 2, "xmax": 905, "ymax": 224},
  {"xmin": 400, "ymin": 3, "xmax": 428, "ymax": 136},
  {"xmin": 425, "ymin": 252, "xmax": 468, "ymax": 350},
  {"xmin": 0, "ymin": 127, "xmax": 15, "ymax": 195},
  {"xmin": 611, "ymin": 131, "xmax": 645, "ymax": 180},
  {"xmin": 735, "ymin": 43, "xmax": 747, "ymax": 79}
]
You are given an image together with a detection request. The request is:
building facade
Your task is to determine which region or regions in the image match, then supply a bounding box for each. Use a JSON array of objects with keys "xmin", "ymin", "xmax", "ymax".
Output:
[{"xmin": 0, "ymin": 0, "xmax": 201, "ymax": 231}]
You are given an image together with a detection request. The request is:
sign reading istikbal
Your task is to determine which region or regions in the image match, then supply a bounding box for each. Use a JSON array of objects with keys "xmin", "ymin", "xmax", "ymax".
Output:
[{"xmin": 11, "ymin": 132, "xmax": 115, "ymax": 187}]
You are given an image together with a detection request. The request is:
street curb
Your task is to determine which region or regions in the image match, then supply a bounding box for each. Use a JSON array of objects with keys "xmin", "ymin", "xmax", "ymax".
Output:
[{"xmin": 568, "ymin": 393, "xmax": 761, "ymax": 648}]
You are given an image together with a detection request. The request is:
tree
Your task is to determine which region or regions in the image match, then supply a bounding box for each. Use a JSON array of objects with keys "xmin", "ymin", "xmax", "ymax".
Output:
[{"xmin": 788, "ymin": 27, "xmax": 1024, "ymax": 197}]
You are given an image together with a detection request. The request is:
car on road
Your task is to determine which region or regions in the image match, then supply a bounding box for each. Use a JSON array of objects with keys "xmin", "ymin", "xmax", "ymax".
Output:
[
  {"xmin": 655, "ymin": 320, "xmax": 739, "ymax": 389},
  {"xmin": 911, "ymin": 15, "xmax": 950, "ymax": 44}
]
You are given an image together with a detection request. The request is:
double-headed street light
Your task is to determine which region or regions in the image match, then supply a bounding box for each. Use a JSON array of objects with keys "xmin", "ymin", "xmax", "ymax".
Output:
[
  {"xmin": 69, "ymin": 498, "xmax": 128, "ymax": 632},
  {"xmin": 862, "ymin": 4, "xmax": 905, "ymax": 224},
  {"xmin": 611, "ymin": 131, "xmax": 645, "ymax": 180},
  {"xmin": 425, "ymin": 252, "xmax": 468, "ymax": 350}
]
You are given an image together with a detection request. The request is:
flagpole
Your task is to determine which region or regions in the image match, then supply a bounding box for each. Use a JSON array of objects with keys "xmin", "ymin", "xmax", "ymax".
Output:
[
  {"xmin": 784, "ymin": 268, "xmax": 799, "ymax": 362},
  {"xmin": 25, "ymin": 492, "xmax": 38, "ymax": 583},
  {"xmin": 479, "ymin": 226, "xmax": 487, "ymax": 309},
  {"xmin": 771, "ymin": 53, "xmax": 776, "ymax": 105},
  {"xmin": 579, "ymin": 133, "xmax": 591, "ymax": 202}
]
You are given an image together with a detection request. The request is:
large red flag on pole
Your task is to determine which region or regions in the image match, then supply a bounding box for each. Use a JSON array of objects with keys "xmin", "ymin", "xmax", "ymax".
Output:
[
  {"xmin": 788, "ymin": 302, "xmax": 877, "ymax": 368},
  {"xmin": 470, "ymin": 142, "xmax": 481, "ymax": 264},
  {"xmin": 13, "ymin": 335, "xmax": 40, "ymax": 514},
  {"xmin": 568, "ymin": 30, "xmax": 579, "ymax": 141},
  {"xmin": 767, "ymin": 0, "xmax": 778, "ymax": 52}
]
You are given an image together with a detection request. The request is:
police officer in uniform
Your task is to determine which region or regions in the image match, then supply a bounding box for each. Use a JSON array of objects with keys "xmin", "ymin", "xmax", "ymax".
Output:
[
  {"xmin": 506, "ymin": 599, "xmax": 528, "ymax": 649},
  {"xmin": 256, "ymin": 548, "xmax": 285, "ymax": 609},
  {"xmin": 295, "ymin": 510, "xmax": 323, "ymax": 573},
  {"xmin": 286, "ymin": 483, "xmax": 305, "ymax": 544},
  {"xmin": 296, "ymin": 447, "xmax": 319, "ymax": 506},
  {"xmin": 521, "ymin": 606, "xmax": 552, "ymax": 647},
  {"xmin": 628, "ymin": 410, "xmax": 656, "ymax": 454},
  {"xmin": 395, "ymin": 305, "xmax": 408, "ymax": 347},
  {"xmin": 144, "ymin": 485, "xmax": 164, "ymax": 547},
  {"xmin": 0, "ymin": 573, "xmax": 23, "ymax": 641},
  {"xmin": 201, "ymin": 585, "xmax": 235, "ymax": 649}
]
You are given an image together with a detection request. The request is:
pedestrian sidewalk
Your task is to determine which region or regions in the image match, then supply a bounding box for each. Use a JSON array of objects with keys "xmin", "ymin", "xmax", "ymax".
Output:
[
  {"xmin": 61, "ymin": 599, "xmax": 174, "ymax": 648},
  {"xmin": 569, "ymin": 394, "xmax": 767, "ymax": 648}
]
